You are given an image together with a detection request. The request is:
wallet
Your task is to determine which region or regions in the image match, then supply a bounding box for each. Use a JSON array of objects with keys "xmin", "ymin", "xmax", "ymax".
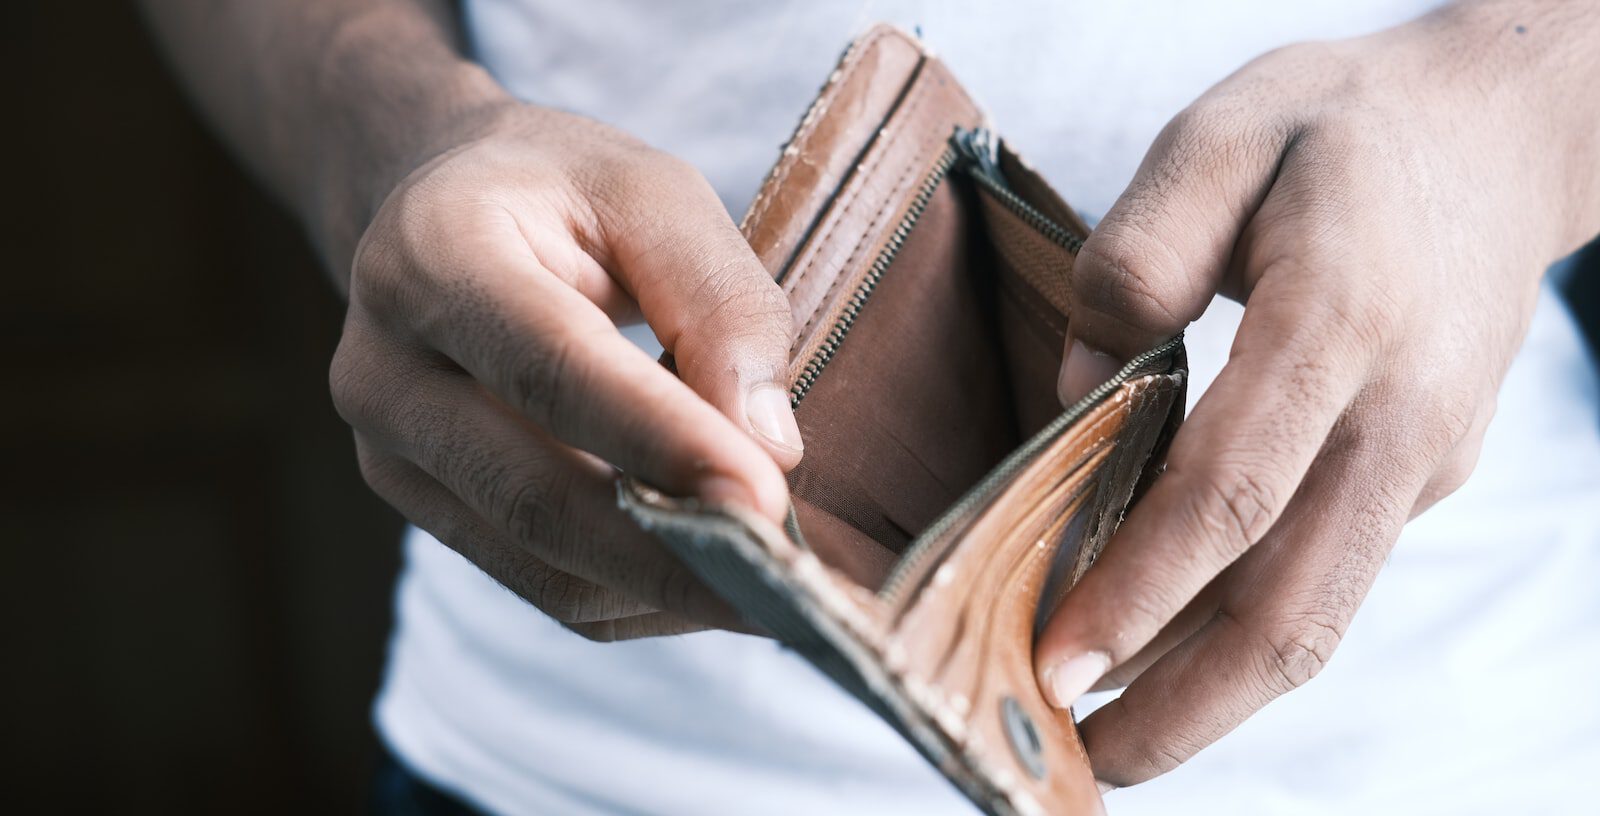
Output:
[{"xmin": 620, "ymin": 25, "xmax": 1187, "ymax": 816}]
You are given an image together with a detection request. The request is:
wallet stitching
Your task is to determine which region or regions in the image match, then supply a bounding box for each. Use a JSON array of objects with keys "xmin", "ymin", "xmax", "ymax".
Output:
[
  {"xmin": 783, "ymin": 77, "xmax": 932, "ymax": 304},
  {"xmin": 743, "ymin": 27, "xmax": 889, "ymax": 234},
  {"xmin": 789, "ymin": 152, "xmax": 922, "ymax": 355},
  {"xmin": 742, "ymin": 27, "xmax": 897, "ymax": 238},
  {"xmin": 786, "ymin": 81, "xmax": 942, "ymax": 355}
]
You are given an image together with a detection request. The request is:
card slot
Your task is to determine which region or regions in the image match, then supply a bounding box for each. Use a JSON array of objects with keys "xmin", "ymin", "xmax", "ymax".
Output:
[
  {"xmin": 975, "ymin": 187, "xmax": 1078, "ymax": 316},
  {"xmin": 787, "ymin": 176, "xmax": 1021, "ymax": 560},
  {"xmin": 779, "ymin": 128, "xmax": 1136, "ymax": 599}
]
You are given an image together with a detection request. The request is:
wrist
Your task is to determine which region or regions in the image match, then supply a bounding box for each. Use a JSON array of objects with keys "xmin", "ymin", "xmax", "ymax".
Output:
[{"xmin": 304, "ymin": 23, "xmax": 517, "ymax": 284}]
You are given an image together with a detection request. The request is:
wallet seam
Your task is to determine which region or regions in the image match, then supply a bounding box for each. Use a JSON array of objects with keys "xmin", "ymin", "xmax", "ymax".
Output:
[
  {"xmin": 741, "ymin": 26, "xmax": 899, "ymax": 240},
  {"xmin": 785, "ymin": 76, "xmax": 943, "ymax": 355}
]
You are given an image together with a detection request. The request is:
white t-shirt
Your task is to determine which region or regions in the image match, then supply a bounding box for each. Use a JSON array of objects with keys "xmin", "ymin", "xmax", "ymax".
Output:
[{"xmin": 375, "ymin": 2, "xmax": 1600, "ymax": 813}]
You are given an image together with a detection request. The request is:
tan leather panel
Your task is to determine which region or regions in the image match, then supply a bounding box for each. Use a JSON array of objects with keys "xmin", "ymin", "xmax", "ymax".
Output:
[
  {"xmin": 740, "ymin": 26, "xmax": 924, "ymax": 275},
  {"xmin": 887, "ymin": 376, "xmax": 1178, "ymax": 816},
  {"xmin": 780, "ymin": 57, "xmax": 985, "ymax": 375}
]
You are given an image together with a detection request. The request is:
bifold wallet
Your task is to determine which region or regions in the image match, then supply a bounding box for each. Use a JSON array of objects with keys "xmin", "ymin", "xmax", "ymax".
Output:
[{"xmin": 620, "ymin": 24, "xmax": 1187, "ymax": 816}]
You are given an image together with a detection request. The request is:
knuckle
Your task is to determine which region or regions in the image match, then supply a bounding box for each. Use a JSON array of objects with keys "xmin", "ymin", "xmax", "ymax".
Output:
[
  {"xmin": 389, "ymin": 185, "xmax": 439, "ymax": 264},
  {"xmin": 1074, "ymin": 230, "xmax": 1190, "ymax": 340},
  {"xmin": 1250, "ymin": 261, "xmax": 1402, "ymax": 368},
  {"xmin": 1431, "ymin": 454, "xmax": 1476, "ymax": 498},
  {"xmin": 651, "ymin": 564, "xmax": 704, "ymax": 618},
  {"xmin": 328, "ymin": 338, "xmax": 368, "ymax": 427},
  {"xmin": 1263, "ymin": 614, "xmax": 1342, "ymax": 692},
  {"xmin": 328, "ymin": 330, "xmax": 416, "ymax": 436},
  {"xmin": 560, "ymin": 619, "xmax": 618, "ymax": 643},
  {"xmin": 630, "ymin": 149, "xmax": 713, "ymax": 197},
  {"xmin": 590, "ymin": 147, "xmax": 707, "ymax": 219},
  {"xmin": 526, "ymin": 567, "xmax": 591, "ymax": 623},
  {"xmin": 1161, "ymin": 100, "xmax": 1239, "ymax": 156},
  {"xmin": 353, "ymin": 443, "xmax": 391, "ymax": 492},
  {"xmin": 354, "ymin": 183, "xmax": 442, "ymax": 305},
  {"xmin": 497, "ymin": 460, "xmax": 609, "ymax": 584},
  {"xmin": 655, "ymin": 152, "xmax": 710, "ymax": 188},
  {"xmin": 477, "ymin": 540, "xmax": 598, "ymax": 625},
  {"xmin": 1321, "ymin": 284, "xmax": 1406, "ymax": 357},
  {"xmin": 1425, "ymin": 388, "xmax": 1480, "ymax": 456},
  {"xmin": 1156, "ymin": 93, "xmax": 1289, "ymax": 186},
  {"xmin": 1374, "ymin": 382, "xmax": 1482, "ymax": 467},
  {"xmin": 1231, "ymin": 608, "xmax": 1343, "ymax": 696},
  {"xmin": 675, "ymin": 266, "xmax": 793, "ymax": 361},
  {"xmin": 1178, "ymin": 464, "xmax": 1284, "ymax": 563},
  {"xmin": 504, "ymin": 332, "xmax": 584, "ymax": 427},
  {"xmin": 499, "ymin": 465, "xmax": 568, "ymax": 550}
]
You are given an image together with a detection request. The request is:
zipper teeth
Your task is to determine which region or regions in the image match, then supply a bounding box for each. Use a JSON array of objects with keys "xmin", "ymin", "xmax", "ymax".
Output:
[
  {"xmin": 778, "ymin": 124, "xmax": 1172, "ymax": 602},
  {"xmin": 967, "ymin": 170, "xmax": 1084, "ymax": 254},
  {"xmin": 788, "ymin": 144, "xmax": 962, "ymax": 409},
  {"xmin": 878, "ymin": 333, "xmax": 1185, "ymax": 605}
]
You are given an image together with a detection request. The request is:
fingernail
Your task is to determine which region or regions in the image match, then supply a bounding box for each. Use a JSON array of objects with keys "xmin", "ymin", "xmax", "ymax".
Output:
[
  {"xmin": 1043, "ymin": 651, "xmax": 1110, "ymax": 709},
  {"xmin": 1058, "ymin": 336, "xmax": 1123, "ymax": 407},
  {"xmin": 1096, "ymin": 780, "xmax": 1117, "ymax": 796},
  {"xmin": 746, "ymin": 384, "xmax": 803, "ymax": 453}
]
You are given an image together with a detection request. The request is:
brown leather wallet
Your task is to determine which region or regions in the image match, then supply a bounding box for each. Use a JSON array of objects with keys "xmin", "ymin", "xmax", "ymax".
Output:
[{"xmin": 619, "ymin": 24, "xmax": 1187, "ymax": 816}]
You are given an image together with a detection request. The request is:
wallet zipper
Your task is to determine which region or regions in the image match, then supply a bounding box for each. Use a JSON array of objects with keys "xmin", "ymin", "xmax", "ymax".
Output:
[
  {"xmin": 951, "ymin": 127, "xmax": 1085, "ymax": 255},
  {"xmin": 788, "ymin": 142, "xmax": 963, "ymax": 407},
  {"xmin": 781, "ymin": 123, "xmax": 1146, "ymax": 606},
  {"xmin": 789, "ymin": 127, "xmax": 1083, "ymax": 408},
  {"xmin": 878, "ymin": 334, "xmax": 1184, "ymax": 609}
]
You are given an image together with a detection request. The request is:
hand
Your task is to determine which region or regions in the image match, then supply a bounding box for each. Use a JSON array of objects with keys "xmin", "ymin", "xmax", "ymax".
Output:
[
  {"xmin": 1036, "ymin": 1, "xmax": 1600, "ymax": 789},
  {"xmin": 331, "ymin": 102, "xmax": 805, "ymax": 640}
]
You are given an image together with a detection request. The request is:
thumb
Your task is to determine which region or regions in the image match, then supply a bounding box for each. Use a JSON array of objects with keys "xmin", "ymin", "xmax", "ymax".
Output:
[
  {"xmin": 608, "ymin": 159, "xmax": 803, "ymax": 485},
  {"xmin": 1060, "ymin": 100, "xmax": 1287, "ymax": 404}
]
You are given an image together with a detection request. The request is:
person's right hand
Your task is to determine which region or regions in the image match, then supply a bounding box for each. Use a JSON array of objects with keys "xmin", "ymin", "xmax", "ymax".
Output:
[{"xmin": 330, "ymin": 103, "xmax": 804, "ymax": 641}]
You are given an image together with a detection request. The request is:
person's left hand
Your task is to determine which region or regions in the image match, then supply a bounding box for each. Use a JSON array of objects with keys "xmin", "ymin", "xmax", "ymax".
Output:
[{"xmin": 1034, "ymin": 1, "xmax": 1600, "ymax": 791}]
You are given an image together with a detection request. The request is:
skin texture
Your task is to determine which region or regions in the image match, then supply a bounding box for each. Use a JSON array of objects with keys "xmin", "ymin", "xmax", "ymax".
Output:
[
  {"xmin": 140, "ymin": 0, "xmax": 1599, "ymax": 786},
  {"xmin": 1035, "ymin": 0, "xmax": 1600, "ymax": 791}
]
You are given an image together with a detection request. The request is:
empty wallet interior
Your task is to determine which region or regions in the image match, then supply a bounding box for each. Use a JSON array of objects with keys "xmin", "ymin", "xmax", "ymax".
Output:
[{"xmin": 786, "ymin": 128, "xmax": 1103, "ymax": 592}]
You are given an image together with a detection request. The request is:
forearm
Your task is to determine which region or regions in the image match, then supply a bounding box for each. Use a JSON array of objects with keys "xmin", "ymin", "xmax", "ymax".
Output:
[{"xmin": 138, "ymin": 0, "xmax": 514, "ymax": 284}]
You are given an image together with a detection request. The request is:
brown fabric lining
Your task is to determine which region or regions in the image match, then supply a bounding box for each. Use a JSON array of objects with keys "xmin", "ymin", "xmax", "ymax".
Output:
[{"xmin": 787, "ymin": 164, "xmax": 1081, "ymax": 582}]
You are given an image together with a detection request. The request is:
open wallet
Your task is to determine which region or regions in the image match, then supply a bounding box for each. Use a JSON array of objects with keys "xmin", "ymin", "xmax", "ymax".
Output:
[{"xmin": 618, "ymin": 24, "xmax": 1187, "ymax": 816}]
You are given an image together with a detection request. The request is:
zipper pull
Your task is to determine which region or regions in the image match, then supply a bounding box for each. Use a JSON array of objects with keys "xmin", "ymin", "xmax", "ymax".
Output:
[{"xmin": 951, "ymin": 126, "xmax": 1003, "ymax": 181}]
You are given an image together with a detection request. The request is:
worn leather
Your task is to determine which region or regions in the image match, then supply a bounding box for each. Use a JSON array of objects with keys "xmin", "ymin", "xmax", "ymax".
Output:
[{"xmin": 620, "ymin": 25, "xmax": 1186, "ymax": 816}]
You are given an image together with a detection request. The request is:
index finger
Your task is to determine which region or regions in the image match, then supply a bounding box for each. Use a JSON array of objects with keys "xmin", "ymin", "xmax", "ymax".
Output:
[
  {"xmin": 386, "ymin": 205, "xmax": 790, "ymax": 521},
  {"xmin": 1035, "ymin": 261, "xmax": 1375, "ymax": 708}
]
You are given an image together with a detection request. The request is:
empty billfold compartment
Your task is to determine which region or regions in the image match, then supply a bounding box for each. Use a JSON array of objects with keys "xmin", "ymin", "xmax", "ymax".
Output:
[
  {"xmin": 620, "ymin": 27, "xmax": 1188, "ymax": 816},
  {"xmin": 783, "ymin": 127, "xmax": 1113, "ymax": 594}
]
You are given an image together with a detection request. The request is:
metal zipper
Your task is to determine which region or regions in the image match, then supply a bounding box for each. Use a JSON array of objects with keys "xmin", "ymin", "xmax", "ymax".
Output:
[
  {"xmin": 877, "ymin": 334, "xmax": 1184, "ymax": 607},
  {"xmin": 779, "ymin": 124, "xmax": 1173, "ymax": 605},
  {"xmin": 951, "ymin": 127, "xmax": 1084, "ymax": 255},
  {"xmin": 788, "ymin": 143, "xmax": 962, "ymax": 408},
  {"xmin": 788, "ymin": 127, "xmax": 1083, "ymax": 408}
]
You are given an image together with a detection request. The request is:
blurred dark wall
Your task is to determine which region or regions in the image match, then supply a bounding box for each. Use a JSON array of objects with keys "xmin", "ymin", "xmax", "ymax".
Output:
[{"xmin": 3, "ymin": 4, "xmax": 404, "ymax": 812}]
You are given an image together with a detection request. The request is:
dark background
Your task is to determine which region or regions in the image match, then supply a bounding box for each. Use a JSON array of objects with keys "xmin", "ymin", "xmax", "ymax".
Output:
[
  {"xmin": 5, "ymin": 4, "xmax": 1600, "ymax": 816},
  {"xmin": 3, "ymin": 4, "xmax": 404, "ymax": 812}
]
